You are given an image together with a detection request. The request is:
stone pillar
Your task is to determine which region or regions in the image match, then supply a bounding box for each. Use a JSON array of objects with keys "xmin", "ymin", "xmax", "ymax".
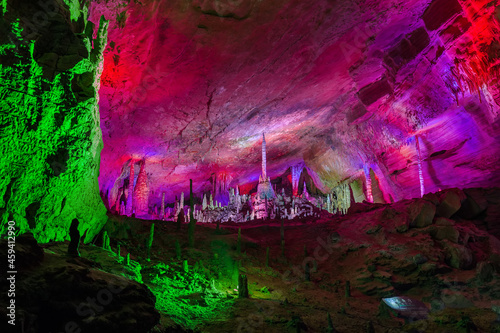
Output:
[
  {"xmin": 160, "ymin": 192, "xmax": 165, "ymax": 220},
  {"xmin": 291, "ymin": 164, "xmax": 303, "ymax": 197},
  {"xmin": 127, "ymin": 159, "xmax": 134, "ymax": 216},
  {"xmin": 134, "ymin": 160, "xmax": 149, "ymax": 217},
  {"xmin": 364, "ymin": 165, "xmax": 373, "ymax": 203},
  {"xmin": 416, "ymin": 135, "xmax": 425, "ymax": 198},
  {"xmin": 262, "ymin": 133, "xmax": 267, "ymax": 180}
]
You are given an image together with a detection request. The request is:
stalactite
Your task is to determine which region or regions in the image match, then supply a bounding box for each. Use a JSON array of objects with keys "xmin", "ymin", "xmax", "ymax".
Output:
[
  {"xmin": 291, "ymin": 163, "xmax": 303, "ymax": 197},
  {"xmin": 415, "ymin": 135, "xmax": 425, "ymax": 198},
  {"xmin": 115, "ymin": 187, "xmax": 122, "ymax": 214},
  {"xmin": 451, "ymin": 56, "xmax": 489, "ymax": 103},
  {"xmin": 213, "ymin": 173, "xmax": 217, "ymax": 197}
]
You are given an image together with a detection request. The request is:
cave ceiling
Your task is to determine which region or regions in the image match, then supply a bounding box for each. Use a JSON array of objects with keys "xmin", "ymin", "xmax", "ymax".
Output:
[{"xmin": 89, "ymin": 0, "xmax": 500, "ymax": 202}]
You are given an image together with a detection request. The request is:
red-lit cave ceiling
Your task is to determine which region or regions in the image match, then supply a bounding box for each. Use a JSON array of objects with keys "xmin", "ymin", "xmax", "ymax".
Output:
[{"xmin": 90, "ymin": 0, "xmax": 500, "ymax": 204}]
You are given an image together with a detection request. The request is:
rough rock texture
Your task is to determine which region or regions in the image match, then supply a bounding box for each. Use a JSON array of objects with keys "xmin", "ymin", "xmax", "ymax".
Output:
[
  {"xmin": 0, "ymin": 233, "xmax": 159, "ymax": 333},
  {"xmin": 436, "ymin": 188, "xmax": 465, "ymax": 218},
  {"xmin": 0, "ymin": 0, "xmax": 108, "ymax": 242},
  {"xmin": 86, "ymin": 0, "xmax": 500, "ymax": 208},
  {"xmin": 133, "ymin": 160, "xmax": 149, "ymax": 218},
  {"xmin": 345, "ymin": 187, "xmax": 500, "ymax": 273}
]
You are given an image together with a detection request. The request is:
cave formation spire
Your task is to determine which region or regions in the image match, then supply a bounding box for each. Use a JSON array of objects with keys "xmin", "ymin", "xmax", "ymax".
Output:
[{"xmin": 262, "ymin": 132, "xmax": 267, "ymax": 180}]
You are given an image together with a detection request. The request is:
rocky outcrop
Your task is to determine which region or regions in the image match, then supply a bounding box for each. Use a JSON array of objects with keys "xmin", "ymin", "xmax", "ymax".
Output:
[
  {"xmin": 436, "ymin": 188, "xmax": 465, "ymax": 218},
  {"xmin": 0, "ymin": 233, "xmax": 159, "ymax": 333},
  {"xmin": 346, "ymin": 188, "xmax": 500, "ymax": 281},
  {"xmin": 0, "ymin": 0, "xmax": 108, "ymax": 242}
]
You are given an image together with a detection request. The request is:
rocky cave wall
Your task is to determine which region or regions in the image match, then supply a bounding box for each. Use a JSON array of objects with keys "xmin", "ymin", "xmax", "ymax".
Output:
[
  {"xmin": 90, "ymin": 0, "xmax": 500, "ymax": 209},
  {"xmin": 0, "ymin": 0, "xmax": 108, "ymax": 242},
  {"xmin": 2, "ymin": 0, "xmax": 499, "ymax": 236}
]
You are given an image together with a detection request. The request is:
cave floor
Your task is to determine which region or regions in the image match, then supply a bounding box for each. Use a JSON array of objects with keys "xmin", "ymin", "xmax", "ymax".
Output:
[{"xmin": 43, "ymin": 209, "xmax": 500, "ymax": 333}]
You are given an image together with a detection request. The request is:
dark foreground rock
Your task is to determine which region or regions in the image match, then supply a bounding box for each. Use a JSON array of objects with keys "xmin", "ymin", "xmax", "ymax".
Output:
[{"xmin": 0, "ymin": 233, "xmax": 159, "ymax": 333}]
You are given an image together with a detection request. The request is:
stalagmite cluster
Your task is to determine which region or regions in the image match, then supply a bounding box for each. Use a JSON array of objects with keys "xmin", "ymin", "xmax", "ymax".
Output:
[
  {"xmin": 325, "ymin": 182, "xmax": 351, "ymax": 215},
  {"xmin": 105, "ymin": 134, "xmax": 353, "ymax": 223}
]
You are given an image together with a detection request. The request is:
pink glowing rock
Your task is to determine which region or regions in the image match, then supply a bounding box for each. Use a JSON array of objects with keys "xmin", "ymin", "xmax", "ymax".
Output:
[
  {"xmin": 126, "ymin": 160, "xmax": 134, "ymax": 217},
  {"xmin": 134, "ymin": 160, "xmax": 149, "ymax": 217},
  {"xmin": 89, "ymin": 0, "xmax": 500, "ymax": 208}
]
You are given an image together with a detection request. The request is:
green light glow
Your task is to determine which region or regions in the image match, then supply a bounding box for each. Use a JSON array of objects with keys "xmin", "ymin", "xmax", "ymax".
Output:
[
  {"xmin": 121, "ymin": 256, "xmax": 143, "ymax": 284},
  {"xmin": 63, "ymin": 0, "xmax": 82, "ymax": 22},
  {"xmin": 147, "ymin": 262, "xmax": 233, "ymax": 330},
  {"xmin": 0, "ymin": 12, "xmax": 108, "ymax": 243}
]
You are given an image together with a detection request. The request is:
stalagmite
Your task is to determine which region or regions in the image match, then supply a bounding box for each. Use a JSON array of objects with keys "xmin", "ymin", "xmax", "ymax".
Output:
[
  {"xmin": 126, "ymin": 159, "xmax": 134, "ymax": 216},
  {"xmin": 160, "ymin": 192, "xmax": 165, "ymax": 220},
  {"xmin": 202, "ymin": 194, "xmax": 207, "ymax": 210},
  {"xmin": 174, "ymin": 196, "xmax": 179, "ymax": 220},
  {"xmin": 364, "ymin": 165, "xmax": 373, "ymax": 203},
  {"xmin": 416, "ymin": 135, "xmax": 425, "ymax": 198},
  {"xmin": 303, "ymin": 181, "xmax": 309, "ymax": 199},
  {"xmin": 230, "ymin": 188, "xmax": 235, "ymax": 204},
  {"xmin": 189, "ymin": 179, "xmax": 195, "ymax": 250},
  {"xmin": 326, "ymin": 194, "xmax": 330, "ymax": 213},
  {"xmin": 262, "ymin": 133, "xmax": 267, "ymax": 179},
  {"xmin": 257, "ymin": 133, "xmax": 275, "ymax": 200},
  {"xmin": 134, "ymin": 160, "xmax": 149, "ymax": 217}
]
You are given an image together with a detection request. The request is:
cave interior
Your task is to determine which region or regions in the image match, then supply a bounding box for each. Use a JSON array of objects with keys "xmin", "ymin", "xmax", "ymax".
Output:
[{"xmin": 1, "ymin": 0, "xmax": 500, "ymax": 332}]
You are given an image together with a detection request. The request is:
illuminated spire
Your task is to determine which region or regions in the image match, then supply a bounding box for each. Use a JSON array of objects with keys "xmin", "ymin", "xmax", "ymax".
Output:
[{"xmin": 262, "ymin": 133, "xmax": 267, "ymax": 180}]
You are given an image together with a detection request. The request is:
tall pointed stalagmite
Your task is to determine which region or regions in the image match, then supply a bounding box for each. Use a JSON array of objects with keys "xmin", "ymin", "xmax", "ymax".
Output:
[
  {"xmin": 262, "ymin": 132, "xmax": 267, "ymax": 180},
  {"xmin": 188, "ymin": 179, "xmax": 196, "ymax": 247},
  {"xmin": 364, "ymin": 165, "xmax": 373, "ymax": 203},
  {"xmin": 416, "ymin": 135, "xmax": 425, "ymax": 198},
  {"xmin": 134, "ymin": 159, "xmax": 149, "ymax": 217},
  {"xmin": 160, "ymin": 192, "xmax": 165, "ymax": 220}
]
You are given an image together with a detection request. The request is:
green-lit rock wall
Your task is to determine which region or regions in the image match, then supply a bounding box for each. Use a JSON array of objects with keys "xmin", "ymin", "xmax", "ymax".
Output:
[{"xmin": 0, "ymin": 0, "xmax": 108, "ymax": 243}]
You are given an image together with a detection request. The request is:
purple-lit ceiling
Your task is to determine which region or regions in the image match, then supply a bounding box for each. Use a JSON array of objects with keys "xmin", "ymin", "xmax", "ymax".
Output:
[{"xmin": 90, "ymin": 0, "xmax": 500, "ymax": 203}]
